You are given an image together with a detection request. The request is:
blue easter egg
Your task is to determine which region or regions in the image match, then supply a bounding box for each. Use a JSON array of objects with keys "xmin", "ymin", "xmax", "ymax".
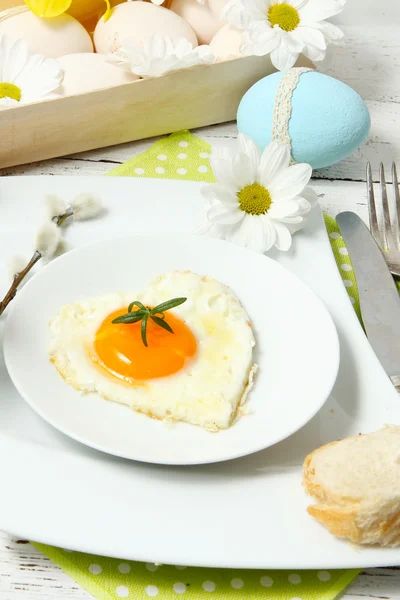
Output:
[{"xmin": 237, "ymin": 70, "xmax": 371, "ymax": 169}]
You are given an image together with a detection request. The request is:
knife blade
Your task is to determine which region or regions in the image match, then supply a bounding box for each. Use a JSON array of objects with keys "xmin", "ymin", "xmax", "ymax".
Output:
[{"xmin": 336, "ymin": 211, "xmax": 400, "ymax": 389}]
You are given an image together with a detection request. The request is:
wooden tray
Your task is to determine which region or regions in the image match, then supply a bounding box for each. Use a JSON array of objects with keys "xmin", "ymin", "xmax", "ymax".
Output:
[{"xmin": 0, "ymin": 54, "xmax": 312, "ymax": 168}]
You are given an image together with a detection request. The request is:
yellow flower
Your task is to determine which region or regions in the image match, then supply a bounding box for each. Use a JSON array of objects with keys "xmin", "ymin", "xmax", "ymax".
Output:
[
  {"xmin": 24, "ymin": 0, "xmax": 72, "ymax": 18},
  {"xmin": 24, "ymin": 0, "xmax": 112, "ymax": 20}
]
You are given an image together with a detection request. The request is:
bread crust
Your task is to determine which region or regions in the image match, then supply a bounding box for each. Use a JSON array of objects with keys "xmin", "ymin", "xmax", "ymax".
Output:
[{"xmin": 303, "ymin": 428, "xmax": 400, "ymax": 547}]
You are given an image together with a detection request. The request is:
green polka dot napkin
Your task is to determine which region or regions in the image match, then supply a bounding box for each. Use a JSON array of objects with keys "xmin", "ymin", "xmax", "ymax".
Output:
[
  {"xmin": 32, "ymin": 130, "xmax": 362, "ymax": 600},
  {"xmin": 31, "ymin": 543, "xmax": 360, "ymax": 600}
]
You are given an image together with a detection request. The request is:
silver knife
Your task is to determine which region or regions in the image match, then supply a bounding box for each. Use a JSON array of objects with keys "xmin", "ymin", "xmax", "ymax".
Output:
[{"xmin": 336, "ymin": 211, "xmax": 400, "ymax": 391}]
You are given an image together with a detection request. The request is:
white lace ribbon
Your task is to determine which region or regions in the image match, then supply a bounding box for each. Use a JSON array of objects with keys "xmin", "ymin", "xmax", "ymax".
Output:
[{"xmin": 272, "ymin": 67, "xmax": 314, "ymax": 162}]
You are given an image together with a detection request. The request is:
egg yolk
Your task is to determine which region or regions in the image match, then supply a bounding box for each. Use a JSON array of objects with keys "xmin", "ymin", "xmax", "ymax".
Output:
[{"xmin": 93, "ymin": 308, "xmax": 197, "ymax": 381}]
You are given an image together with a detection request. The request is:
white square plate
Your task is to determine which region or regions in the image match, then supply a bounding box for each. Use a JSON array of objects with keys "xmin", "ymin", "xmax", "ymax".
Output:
[{"xmin": 0, "ymin": 176, "xmax": 399, "ymax": 569}]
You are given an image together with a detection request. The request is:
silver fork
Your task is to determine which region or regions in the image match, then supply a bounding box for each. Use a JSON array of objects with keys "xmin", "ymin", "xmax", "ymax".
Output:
[{"xmin": 367, "ymin": 161, "xmax": 400, "ymax": 278}]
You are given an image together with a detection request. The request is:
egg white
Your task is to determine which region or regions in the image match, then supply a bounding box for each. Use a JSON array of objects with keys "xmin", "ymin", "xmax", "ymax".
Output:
[{"xmin": 49, "ymin": 270, "xmax": 256, "ymax": 431}]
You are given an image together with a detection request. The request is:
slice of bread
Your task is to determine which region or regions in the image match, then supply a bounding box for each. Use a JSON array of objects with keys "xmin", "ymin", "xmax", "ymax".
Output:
[{"xmin": 303, "ymin": 426, "xmax": 400, "ymax": 547}]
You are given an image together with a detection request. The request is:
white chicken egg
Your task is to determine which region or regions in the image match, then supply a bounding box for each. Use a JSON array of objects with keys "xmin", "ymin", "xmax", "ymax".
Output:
[
  {"xmin": 0, "ymin": 7, "xmax": 93, "ymax": 58},
  {"xmin": 94, "ymin": 2, "xmax": 198, "ymax": 55},
  {"xmin": 49, "ymin": 271, "xmax": 256, "ymax": 431},
  {"xmin": 58, "ymin": 53, "xmax": 139, "ymax": 97},
  {"xmin": 170, "ymin": 0, "xmax": 224, "ymax": 45},
  {"xmin": 209, "ymin": 24, "xmax": 243, "ymax": 60}
]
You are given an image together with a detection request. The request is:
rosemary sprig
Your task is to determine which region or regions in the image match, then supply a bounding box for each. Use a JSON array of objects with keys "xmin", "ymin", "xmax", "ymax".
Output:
[{"xmin": 112, "ymin": 297, "xmax": 187, "ymax": 347}]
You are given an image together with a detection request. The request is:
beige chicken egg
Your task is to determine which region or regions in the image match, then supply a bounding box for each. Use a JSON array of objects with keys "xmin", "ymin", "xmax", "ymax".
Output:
[
  {"xmin": 170, "ymin": 0, "xmax": 224, "ymax": 45},
  {"xmin": 210, "ymin": 24, "xmax": 243, "ymax": 60},
  {"xmin": 208, "ymin": 0, "xmax": 228, "ymax": 19},
  {"xmin": 58, "ymin": 53, "xmax": 139, "ymax": 97},
  {"xmin": 94, "ymin": 2, "xmax": 198, "ymax": 55},
  {"xmin": 0, "ymin": 6, "xmax": 93, "ymax": 58}
]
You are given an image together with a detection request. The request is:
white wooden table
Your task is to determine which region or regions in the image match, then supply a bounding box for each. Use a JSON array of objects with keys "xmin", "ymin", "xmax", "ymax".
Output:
[{"xmin": 1, "ymin": 4, "xmax": 400, "ymax": 598}]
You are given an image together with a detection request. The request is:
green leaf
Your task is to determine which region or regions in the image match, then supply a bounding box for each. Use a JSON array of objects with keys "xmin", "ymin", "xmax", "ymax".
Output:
[
  {"xmin": 151, "ymin": 297, "xmax": 187, "ymax": 314},
  {"xmin": 151, "ymin": 315, "xmax": 174, "ymax": 334},
  {"xmin": 112, "ymin": 311, "xmax": 144, "ymax": 324},
  {"xmin": 113, "ymin": 296, "xmax": 187, "ymax": 347},
  {"xmin": 152, "ymin": 312, "xmax": 165, "ymax": 319},
  {"xmin": 141, "ymin": 313, "xmax": 149, "ymax": 347},
  {"xmin": 128, "ymin": 301, "xmax": 146, "ymax": 313}
]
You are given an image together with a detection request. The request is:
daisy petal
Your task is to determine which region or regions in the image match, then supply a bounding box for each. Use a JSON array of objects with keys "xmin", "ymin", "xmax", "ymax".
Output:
[
  {"xmin": 3, "ymin": 38, "xmax": 29, "ymax": 83},
  {"xmin": 246, "ymin": 215, "xmax": 268, "ymax": 253},
  {"xmin": 269, "ymin": 163, "xmax": 312, "ymax": 199},
  {"xmin": 232, "ymin": 152, "xmax": 258, "ymax": 187},
  {"xmin": 299, "ymin": 0, "xmax": 345, "ymax": 22},
  {"xmin": 195, "ymin": 218, "xmax": 228, "ymax": 239},
  {"xmin": 0, "ymin": 35, "xmax": 62, "ymax": 105},
  {"xmin": 209, "ymin": 156, "xmax": 238, "ymax": 191},
  {"xmin": 302, "ymin": 45, "xmax": 326, "ymax": 62},
  {"xmin": 273, "ymin": 222, "xmax": 292, "ymax": 251},
  {"xmin": 0, "ymin": 97, "xmax": 19, "ymax": 107},
  {"xmin": 227, "ymin": 214, "xmax": 255, "ymax": 247},
  {"xmin": 261, "ymin": 215, "xmax": 277, "ymax": 252},
  {"xmin": 268, "ymin": 199, "xmax": 301, "ymax": 219},
  {"xmin": 207, "ymin": 204, "xmax": 244, "ymax": 225},
  {"xmin": 285, "ymin": 217, "xmax": 305, "ymax": 234},
  {"xmin": 212, "ymin": 144, "xmax": 237, "ymax": 163},
  {"xmin": 237, "ymin": 134, "xmax": 262, "ymax": 170},
  {"xmin": 201, "ymin": 184, "xmax": 239, "ymax": 206},
  {"xmin": 278, "ymin": 215, "xmax": 303, "ymax": 224},
  {"xmin": 285, "ymin": 32, "xmax": 304, "ymax": 53},
  {"xmin": 292, "ymin": 26, "xmax": 326, "ymax": 49},
  {"xmin": 250, "ymin": 214, "xmax": 277, "ymax": 252},
  {"xmin": 288, "ymin": 0, "xmax": 309, "ymax": 8},
  {"xmin": 315, "ymin": 21, "xmax": 344, "ymax": 43},
  {"xmin": 270, "ymin": 44, "xmax": 299, "ymax": 70},
  {"xmin": 241, "ymin": 0, "xmax": 268, "ymax": 22},
  {"xmin": 288, "ymin": 197, "xmax": 311, "ymax": 216},
  {"xmin": 258, "ymin": 142, "xmax": 291, "ymax": 187},
  {"xmin": 242, "ymin": 24, "xmax": 279, "ymax": 56},
  {"xmin": 116, "ymin": 34, "xmax": 215, "ymax": 78}
]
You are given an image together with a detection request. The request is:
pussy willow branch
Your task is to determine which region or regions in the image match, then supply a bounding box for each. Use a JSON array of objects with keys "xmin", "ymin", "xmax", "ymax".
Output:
[
  {"xmin": 52, "ymin": 207, "xmax": 73, "ymax": 227},
  {"xmin": 0, "ymin": 252, "xmax": 41, "ymax": 316},
  {"xmin": 0, "ymin": 209, "xmax": 73, "ymax": 317}
]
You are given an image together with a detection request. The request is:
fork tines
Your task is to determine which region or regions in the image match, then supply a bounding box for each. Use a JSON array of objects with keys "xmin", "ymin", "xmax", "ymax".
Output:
[{"xmin": 366, "ymin": 161, "xmax": 400, "ymax": 252}]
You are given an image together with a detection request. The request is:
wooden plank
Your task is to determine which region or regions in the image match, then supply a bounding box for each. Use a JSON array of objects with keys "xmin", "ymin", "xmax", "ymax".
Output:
[{"xmin": 0, "ymin": 53, "xmax": 311, "ymax": 168}]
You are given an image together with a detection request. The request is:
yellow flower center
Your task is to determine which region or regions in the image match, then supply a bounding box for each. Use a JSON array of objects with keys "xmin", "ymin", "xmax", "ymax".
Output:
[
  {"xmin": 238, "ymin": 183, "xmax": 272, "ymax": 215},
  {"xmin": 0, "ymin": 82, "xmax": 22, "ymax": 102},
  {"xmin": 268, "ymin": 3, "xmax": 300, "ymax": 31}
]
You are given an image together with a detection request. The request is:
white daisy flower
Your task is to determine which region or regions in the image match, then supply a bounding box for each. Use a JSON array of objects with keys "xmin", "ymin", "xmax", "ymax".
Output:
[
  {"xmin": 0, "ymin": 35, "xmax": 63, "ymax": 108},
  {"xmin": 110, "ymin": 35, "xmax": 215, "ymax": 78},
  {"xmin": 198, "ymin": 134, "xmax": 317, "ymax": 253},
  {"xmin": 223, "ymin": 0, "xmax": 346, "ymax": 70}
]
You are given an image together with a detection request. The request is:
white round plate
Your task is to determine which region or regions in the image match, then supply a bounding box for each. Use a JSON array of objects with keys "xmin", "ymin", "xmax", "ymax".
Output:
[{"xmin": 4, "ymin": 233, "xmax": 339, "ymax": 465}]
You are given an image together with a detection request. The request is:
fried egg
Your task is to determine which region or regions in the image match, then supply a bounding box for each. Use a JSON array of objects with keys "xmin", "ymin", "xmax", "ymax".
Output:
[{"xmin": 49, "ymin": 271, "xmax": 256, "ymax": 431}]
